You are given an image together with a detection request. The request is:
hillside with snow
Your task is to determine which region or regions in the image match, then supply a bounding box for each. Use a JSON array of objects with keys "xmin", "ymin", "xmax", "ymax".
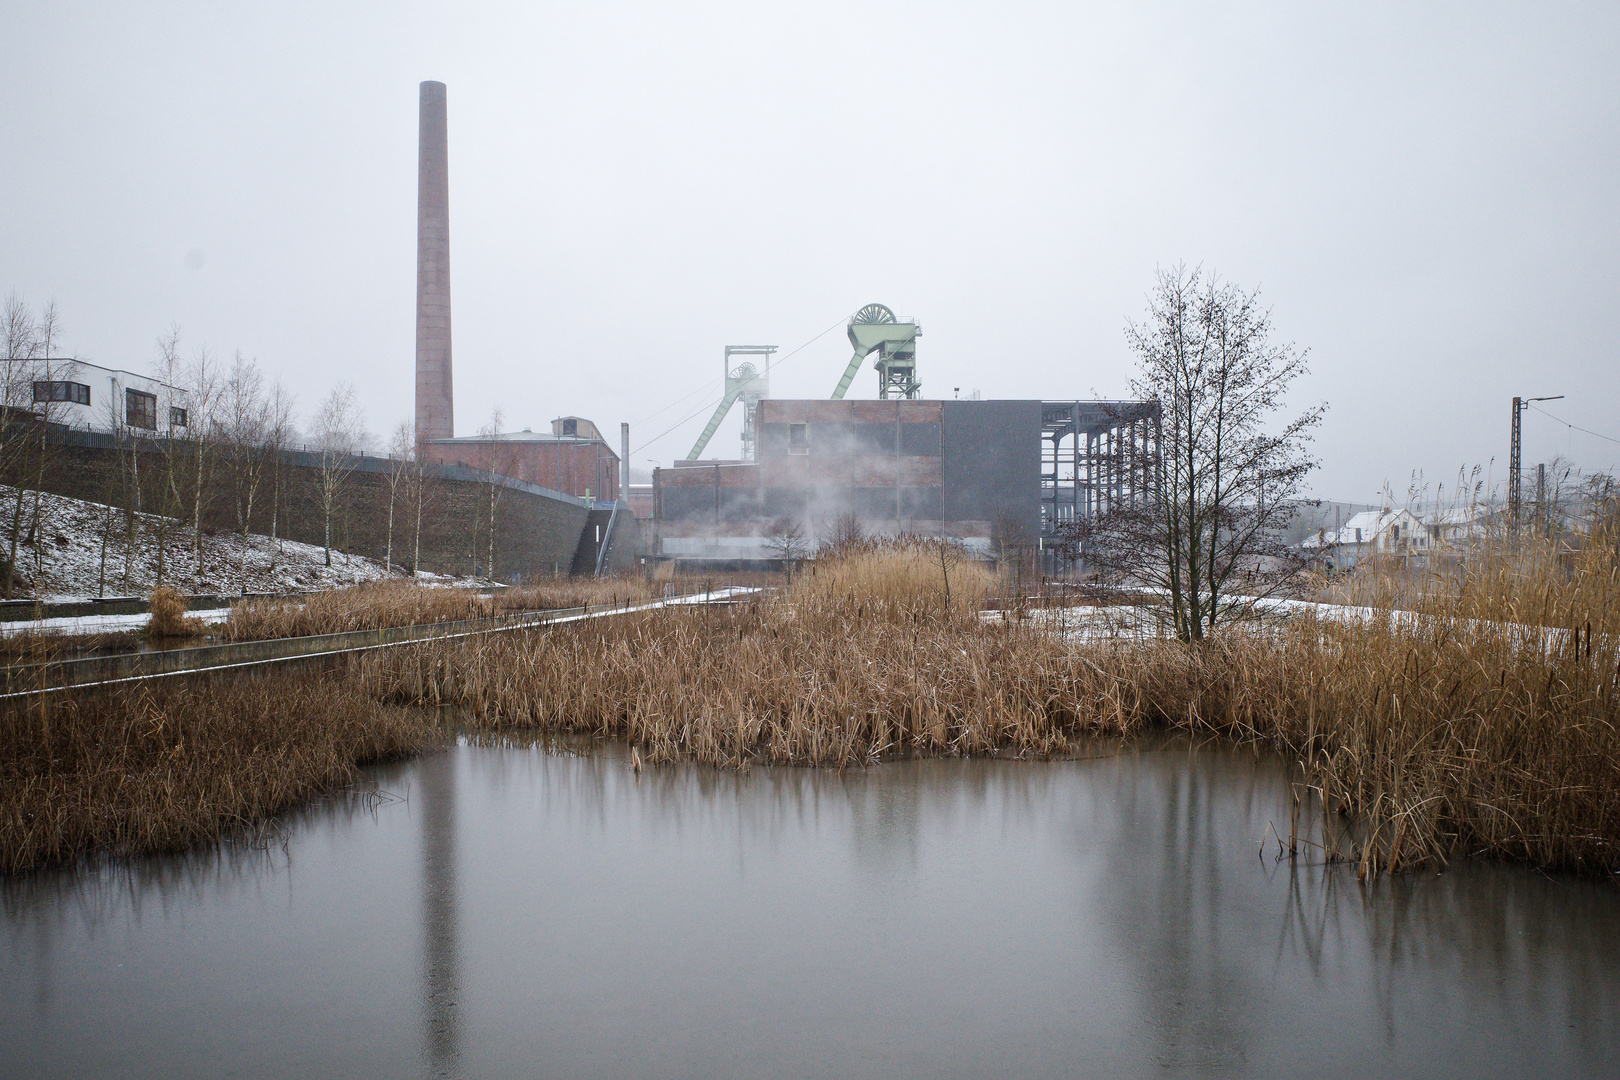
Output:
[{"xmin": 0, "ymin": 485, "xmax": 420, "ymax": 600}]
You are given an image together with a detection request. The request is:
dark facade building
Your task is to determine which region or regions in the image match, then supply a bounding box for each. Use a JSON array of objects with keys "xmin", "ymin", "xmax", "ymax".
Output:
[{"xmin": 652, "ymin": 399, "xmax": 1040, "ymax": 563}]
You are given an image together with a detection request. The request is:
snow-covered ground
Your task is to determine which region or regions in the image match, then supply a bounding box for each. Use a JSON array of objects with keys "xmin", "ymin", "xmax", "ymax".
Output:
[
  {"xmin": 0, "ymin": 485, "xmax": 433, "ymax": 601},
  {"xmin": 0, "ymin": 609, "xmax": 235, "ymax": 638},
  {"xmin": 0, "ymin": 587, "xmax": 760, "ymax": 640}
]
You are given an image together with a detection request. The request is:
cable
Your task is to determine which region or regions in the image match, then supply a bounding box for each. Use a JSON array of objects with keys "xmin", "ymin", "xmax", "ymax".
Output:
[
  {"xmin": 632, "ymin": 375, "xmax": 727, "ymax": 427},
  {"xmin": 1526, "ymin": 403, "xmax": 1620, "ymax": 447},
  {"xmin": 630, "ymin": 308, "xmax": 856, "ymax": 457},
  {"xmin": 631, "ymin": 395, "xmax": 732, "ymax": 458}
]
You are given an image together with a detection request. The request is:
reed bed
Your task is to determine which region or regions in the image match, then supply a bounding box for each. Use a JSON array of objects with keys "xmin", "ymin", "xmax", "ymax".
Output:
[
  {"xmin": 359, "ymin": 544, "xmax": 1106, "ymax": 768},
  {"xmin": 0, "ymin": 628, "xmax": 144, "ymax": 663},
  {"xmin": 146, "ymin": 585, "xmax": 199, "ymax": 640},
  {"xmin": 360, "ymin": 536, "xmax": 1620, "ymax": 876},
  {"xmin": 220, "ymin": 576, "xmax": 655, "ymax": 641},
  {"xmin": 0, "ymin": 671, "xmax": 436, "ymax": 872}
]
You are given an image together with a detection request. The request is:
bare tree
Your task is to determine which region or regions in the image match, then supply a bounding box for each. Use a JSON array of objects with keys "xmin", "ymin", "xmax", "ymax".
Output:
[
  {"xmin": 150, "ymin": 325, "xmax": 185, "ymax": 587},
  {"xmin": 1, "ymin": 294, "xmax": 38, "ymax": 596},
  {"xmin": 219, "ymin": 353, "xmax": 275, "ymax": 587},
  {"xmin": 1059, "ymin": 265, "xmax": 1324, "ymax": 642},
  {"xmin": 91, "ymin": 369, "xmax": 145, "ymax": 591},
  {"xmin": 409, "ymin": 429, "xmax": 428, "ymax": 575},
  {"xmin": 762, "ymin": 516, "xmax": 809, "ymax": 579},
  {"xmin": 384, "ymin": 420, "xmax": 413, "ymax": 573},
  {"xmin": 21, "ymin": 302, "xmax": 71, "ymax": 581},
  {"xmin": 990, "ymin": 511, "xmax": 1031, "ymax": 576},
  {"xmin": 820, "ymin": 510, "xmax": 866, "ymax": 556},
  {"xmin": 934, "ymin": 536, "xmax": 966, "ymax": 614},
  {"xmin": 312, "ymin": 382, "xmax": 363, "ymax": 567},
  {"xmin": 265, "ymin": 383, "xmax": 295, "ymax": 570},
  {"xmin": 478, "ymin": 408, "xmax": 508, "ymax": 580},
  {"xmin": 0, "ymin": 297, "xmax": 74, "ymax": 595},
  {"xmin": 183, "ymin": 348, "xmax": 221, "ymax": 581}
]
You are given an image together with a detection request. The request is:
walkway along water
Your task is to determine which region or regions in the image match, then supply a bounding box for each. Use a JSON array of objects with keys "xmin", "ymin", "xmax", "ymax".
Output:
[{"xmin": 0, "ymin": 586, "xmax": 759, "ymax": 698}]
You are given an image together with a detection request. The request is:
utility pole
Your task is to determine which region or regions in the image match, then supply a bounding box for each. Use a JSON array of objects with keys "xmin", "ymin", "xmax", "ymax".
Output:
[
  {"xmin": 1509, "ymin": 397, "xmax": 1522, "ymax": 535},
  {"xmin": 1509, "ymin": 394, "xmax": 1563, "ymax": 537}
]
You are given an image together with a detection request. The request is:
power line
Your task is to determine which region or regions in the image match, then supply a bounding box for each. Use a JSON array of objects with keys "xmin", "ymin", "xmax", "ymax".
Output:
[
  {"xmin": 1526, "ymin": 403, "xmax": 1620, "ymax": 447},
  {"xmin": 630, "ymin": 309, "xmax": 855, "ymax": 457}
]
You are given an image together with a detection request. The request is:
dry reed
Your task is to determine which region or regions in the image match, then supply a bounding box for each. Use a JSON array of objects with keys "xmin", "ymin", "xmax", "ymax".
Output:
[
  {"xmin": 358, "ymin": 537, "xmax": 1620, "ymax": 876},
  {"xmin": 146, "ymin": 586, "xmax": 198, "ymax": 639},
  {"xmin": 0, "ymin": 628, "xmax": 144, "ymax": 663},
  {"xmin": 0, "ymin": 670, "xmax": 437, "ymax": 872},
  {"xmin": 221, "ymin": 576, "xmax": 656, "ymax": 641}
]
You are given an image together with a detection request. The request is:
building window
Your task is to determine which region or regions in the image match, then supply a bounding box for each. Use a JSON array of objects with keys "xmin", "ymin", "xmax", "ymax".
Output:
[
  {"xmin": 561, "ymin": 418, "xmax": 578, "ymax": 437},
  {"xmin": 1392, "ymin": 524, "xmax": 1400, "ymax": 542},
  {"xmin": 788, "ymin": 423, "xmax": 809, "ymax": 455},
  {"xmin": 33, "ymin": 380, "xmax": 90, "ymax": 406},
  {"xmin": 1354, "ymin": 528, "xmax": 1362, "ymax": 543},
  {"xmin": 170, "ymin": 406, "xmax": 188, "ymax": 428},
  {"xmin": 125, "ymin": 389, "xmax": 157, "ymax": 430}
]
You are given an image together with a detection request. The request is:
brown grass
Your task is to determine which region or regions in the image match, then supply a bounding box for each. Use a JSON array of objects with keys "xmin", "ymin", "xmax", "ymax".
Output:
[
  {"xmin": 146, "ymin": 586, "xmax": 198, "ymax": 640},
  {"xmin": 220, "ymin": 576, "xmax": 656, "ymax": 641},
  {"xmin": 0, "ymin": 629, "xmax": 145, "ymax": 663},
  {"xmin": 0, "ymin": 670, "xmax": 437, "ymax": 872}
]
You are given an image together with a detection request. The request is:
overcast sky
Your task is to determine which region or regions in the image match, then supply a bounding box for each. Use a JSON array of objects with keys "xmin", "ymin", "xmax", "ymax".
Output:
[{"xmin": 3, "ymin": 1, "xmax": 1616, "ymax": 500}]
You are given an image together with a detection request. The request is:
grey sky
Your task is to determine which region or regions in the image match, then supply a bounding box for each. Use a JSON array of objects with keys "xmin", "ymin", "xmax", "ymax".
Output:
[{"xmin": 4, "ymin": 1, "xmax": 1616, "ymax": 502}]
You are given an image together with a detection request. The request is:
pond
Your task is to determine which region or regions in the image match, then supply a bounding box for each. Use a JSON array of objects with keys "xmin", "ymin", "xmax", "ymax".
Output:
[{"xmin": 3, "ymin": 739, "xmax": 1618, "ymax": 1078}]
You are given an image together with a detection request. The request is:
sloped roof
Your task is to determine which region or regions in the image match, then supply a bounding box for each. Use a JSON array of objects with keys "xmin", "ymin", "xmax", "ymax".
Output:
[{"xmin": 1301, "ymin": 508, "xmax": 1420, "ymax": 548}]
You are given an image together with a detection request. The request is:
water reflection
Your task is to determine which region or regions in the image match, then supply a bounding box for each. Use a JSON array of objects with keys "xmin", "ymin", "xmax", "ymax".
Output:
[
  {"xmin": 418, "ymin": 748, "xmax": 460, "ymax": 1078},
  {"xmin": 2, "ymin": 740, "xmax": 1618, "ymax": 1078}
]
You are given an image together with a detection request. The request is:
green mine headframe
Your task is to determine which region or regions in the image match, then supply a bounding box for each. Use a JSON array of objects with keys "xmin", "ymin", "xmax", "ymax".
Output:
[
  {"xmin": 685, "ymin": 345, "xmax": 777, "ymax": 461},
  {"xmin": 831, "ymin": 304, "xmax": 921, "ymax": 400}
]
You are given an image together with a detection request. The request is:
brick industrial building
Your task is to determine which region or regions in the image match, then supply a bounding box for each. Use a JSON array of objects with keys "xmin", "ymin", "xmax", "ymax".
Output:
[{"xmin": 421, "ymin": 416, "xmax": 622, "ymax": 503}]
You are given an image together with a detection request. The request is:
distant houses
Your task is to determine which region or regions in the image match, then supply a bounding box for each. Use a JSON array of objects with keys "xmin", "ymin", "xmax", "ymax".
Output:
[{"xmin": 1299, "ymin": 504, "xmax": 1510, "ymax": 571}]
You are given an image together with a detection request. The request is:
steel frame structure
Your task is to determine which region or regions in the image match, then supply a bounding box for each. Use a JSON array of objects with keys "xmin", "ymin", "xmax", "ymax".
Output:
[
  {"xmin": 1039, "ymin": 399, "xmax": 1160, "ymax": 572},
  {"xmin": 686, "ymin": 345, "xmax": 777, "ymax": 461}
]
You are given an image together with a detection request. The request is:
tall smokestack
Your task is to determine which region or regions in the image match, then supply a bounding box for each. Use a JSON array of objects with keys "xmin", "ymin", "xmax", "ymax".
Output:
[{"xmin": 416, "ymin": 80, "xmax": 453, "ymax": 443}]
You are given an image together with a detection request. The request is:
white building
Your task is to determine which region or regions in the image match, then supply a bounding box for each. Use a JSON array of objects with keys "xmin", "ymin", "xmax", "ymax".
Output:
[
  {"xmin": 13, "ymin": 358, "xmax": 190, "ymax": 436},
  {"xmin": 1426, "ymin": 505, "xmax": 1496, "ymax": 548},
  {"xmin": 1301, "ymin": 508, "xmax": 1429, "ymax": 569}
]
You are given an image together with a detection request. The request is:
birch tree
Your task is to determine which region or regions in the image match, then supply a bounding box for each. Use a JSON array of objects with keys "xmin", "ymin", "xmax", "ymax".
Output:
[
  {"xmin": 0, "ymin": 295, "xmax": 38, "ymax": 597},
  {"xmin": 219, "ymin": 353, "xmax": 274, "ymax": 585},
  {"xmin": 151, "ymin": 325, "xmax": 185, "ymax": 587},
  {"xmin": 384, "ymin": 420, "xmax": 413, "ymax": 573},
  {"xmin": 478, "ymin": 408, "xmax": 508, "ymax": 580},
  {"xmin": 313, "ymin": 383, "xmax": 363, "ymax": 567},
  {"xmin": 182, "ymin": 348, "xmax": 221, "ymax": 581}
]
